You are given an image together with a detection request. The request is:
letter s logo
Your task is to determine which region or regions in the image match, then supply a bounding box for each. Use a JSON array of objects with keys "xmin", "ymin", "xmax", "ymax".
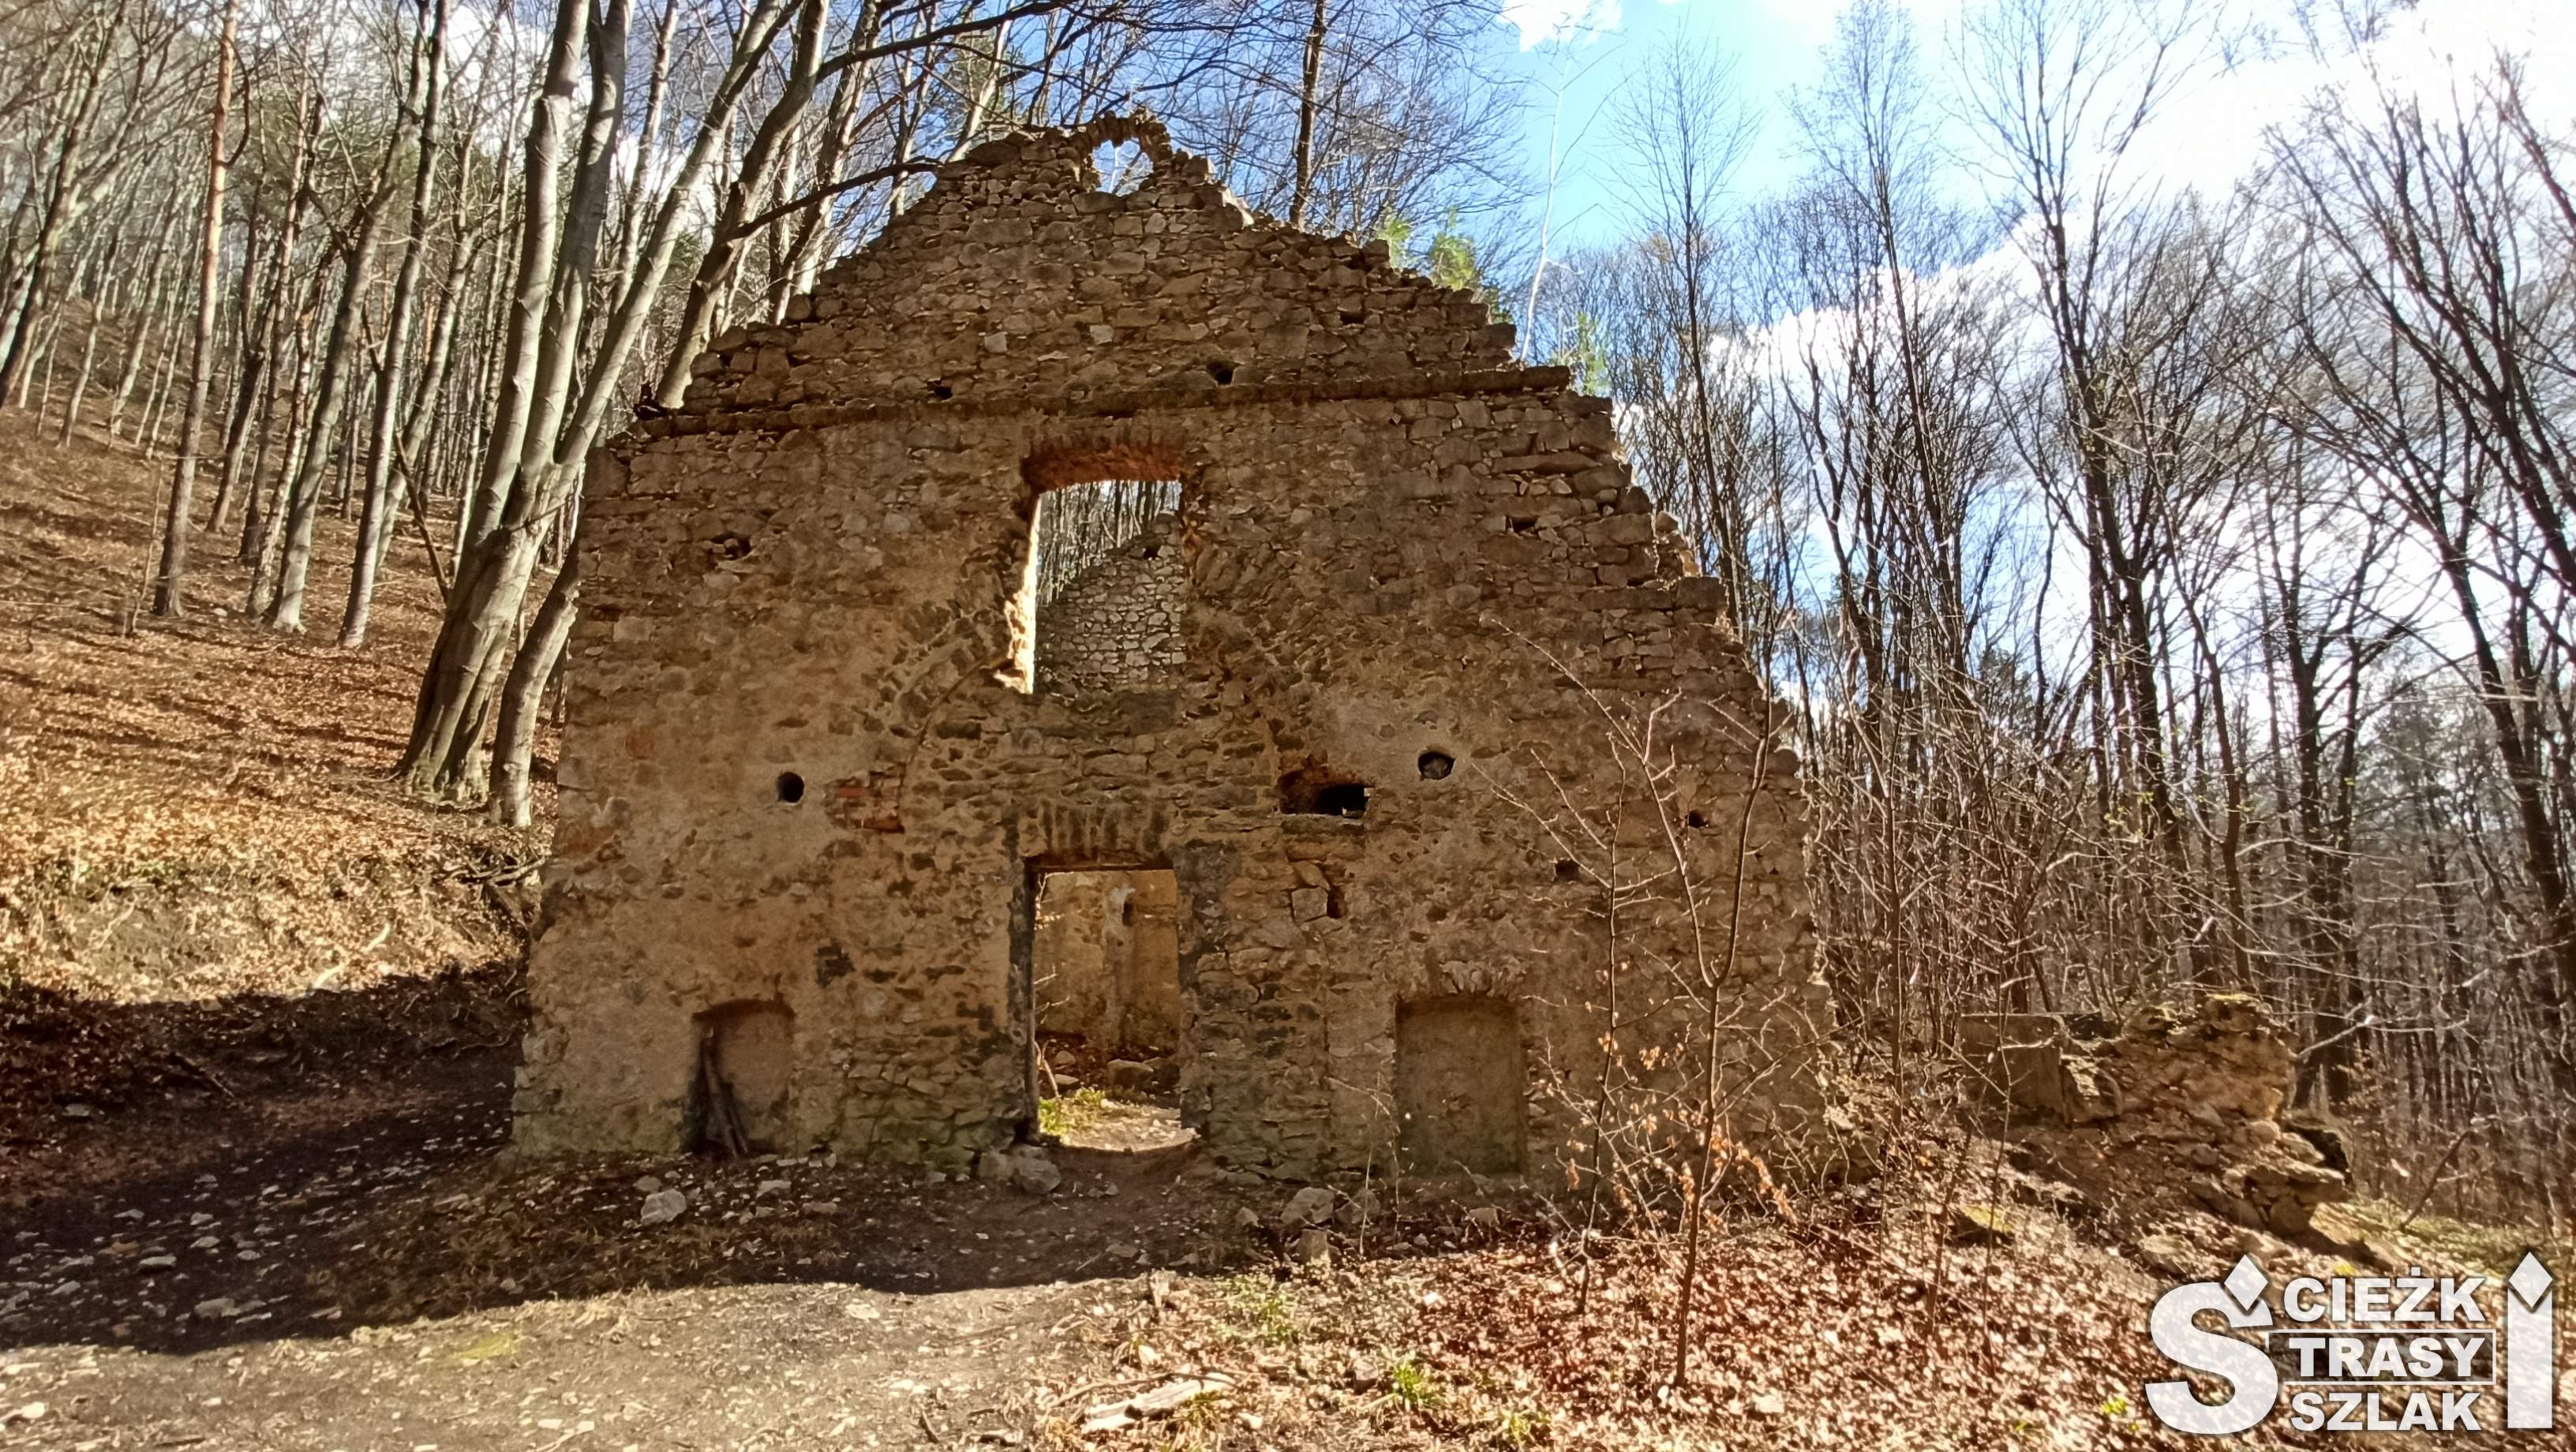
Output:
[{"xmin": 2147, "ymin": 1265, "xmax": 2280, "ymax": 1436}]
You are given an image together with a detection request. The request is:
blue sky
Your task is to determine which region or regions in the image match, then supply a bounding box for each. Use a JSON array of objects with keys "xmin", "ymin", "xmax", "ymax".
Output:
[
  {"xmin": 1493, "ymin": 0, "xmax": 1856, "ymax": 248},
  {"xmin": 1484, "ymin": 0, "xmax": 2576, "ymax": 253}
]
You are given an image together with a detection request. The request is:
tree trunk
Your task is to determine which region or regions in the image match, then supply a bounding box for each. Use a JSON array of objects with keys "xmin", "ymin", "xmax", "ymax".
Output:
[
  {"xmin": 267, "ymin": 48, "xmax": 425, "ymax": 633},
  {"xmin": 217, "ymin": 84, "xmax": 316, "ymax": 542},
  {"xmin": 263, "ymin": 195, "xmax": 389, "ymax": 631},
  {"xmin": 1286, "ymin": 0, "xmax": 1327, "ymax": 230},
  {"xmin": 153, "ymin": 0, "xmax": 235, "ymax": 619},
  {"xmin": 650, "ymin": 0, "xmax": 826, "ymax": 408},
  {"xmin": 400, "ymin": 0, "xmax": 791, "ymax": 797},
  {"xmin": 343, "ymin": 0, "xmax": 450, "ymax": 648},
  {"xmin": 0, "ymin": 57, "xmax": 112, "ymax": 400},
  {"xmin": 243, "ymin": 322, "xmax": 315, "ymax": 610},
  {"xmin": 401, "ymin": 514, "xmax": 545, "ymax": 796},
  {"xmin": 489, "ymin": 552, "xmax": 578, "ymax": 826},
  {"xmin": 53, "ymin": 247, "xmax": 110, "ymax": 445},
  {"xmin": 459, "ymin": 0, "xmax": 589, "ymax": 550}
]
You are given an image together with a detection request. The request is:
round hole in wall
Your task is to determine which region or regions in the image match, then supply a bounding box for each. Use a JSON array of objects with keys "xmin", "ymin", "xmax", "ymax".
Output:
[
  {"xmin": 1685, "ymin": 810, "xmax": 1709, "ymax": 829},
  {"xmin": 1417, "ymin": 750, "xmax": 1454, "ymax": 780},
  {"xmin": 777, "ymin": 772, "xmax": 806, "ymax": 804},
  {"xmin": 1206, "ymin": 360, "xmax": 1236, "ymax": 385},
  {"xmin": 927, "ymin": 379, "xmax": 954, "ymax": 401}
]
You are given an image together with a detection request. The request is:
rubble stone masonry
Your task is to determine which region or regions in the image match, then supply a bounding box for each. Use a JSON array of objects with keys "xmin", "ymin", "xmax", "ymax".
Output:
[{"xmin": 516, "ymin": 115, "xmax": 1827, "ymax": 1179}]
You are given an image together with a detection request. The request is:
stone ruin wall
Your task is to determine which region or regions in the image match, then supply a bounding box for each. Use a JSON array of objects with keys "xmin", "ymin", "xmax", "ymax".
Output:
[
  {"xmin": 1960, "ymin": 993, "xmax": 2353, "ymax": 1238},
  {"xmin": 518, "ymin": 117, "xmax": 1829, "ymax": 1180},
  {"xmin": 1033, "ymin": 519, "xmax": 1185, "ymax": 695}
]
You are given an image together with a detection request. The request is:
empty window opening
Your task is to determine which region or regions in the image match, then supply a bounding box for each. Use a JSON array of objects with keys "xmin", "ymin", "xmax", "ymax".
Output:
[
  {"xmin": 1279, "ymin": 763, "xmax": 1368, "ymax": 817},
  {"xmin": 1417, "ymin": 750, "xmax": 1454, "ymax": 780},
  {"xmin": 1028, "ymin": 868, "xmax": 1196, "ymax": 1153},
  {"xmin": 1554, "ymin": 858, "xmax": 1582, "ymax": 884},
  {"xmin": 1091, "ymin": 139, "xmax": 1151, "ymax": 194},
  {"xmin": 1205, "ymin": 359, "xmax": 1236, "ymax": 384},
  {"xmin": 775, "ymin": 771, "xmax": 805, "ymax": 803},
  {"xmin": 1507, "ymin": 516, "xmax": 1538, "ymax": 535},
  {"xmin": 1013, "ymin": 477, "xmax": 1186, "ymax": 695},
  {"xmin": 1395, "ymin": 996, "xmax": 1526, "ymax": 1175},
  {"xmin": 692, "ymin": 999, "xmax": 794, "ymax": 1156},
  {"xmin": 1686, "ymin": 810, "xmax": 1709, "ymax": 829},
  {"xmin": 927, "ymin": 378, "xmax": 953, "ymax": 400}
]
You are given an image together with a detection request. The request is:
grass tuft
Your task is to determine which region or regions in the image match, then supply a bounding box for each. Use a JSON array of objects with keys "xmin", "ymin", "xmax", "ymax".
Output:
[{"xmin": 1036, "ymin": 1087, "xmax": 1108, "ymax": 1138}]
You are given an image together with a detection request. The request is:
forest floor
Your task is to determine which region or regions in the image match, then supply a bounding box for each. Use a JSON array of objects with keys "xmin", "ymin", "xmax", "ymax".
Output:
[
  {"xmin": 2, "ymin": 414, "xmax": 2566, "ymax": 1450},
  {"xmin": 0, "ymin": 407, "xmax": 537, "ymax": 1015}
]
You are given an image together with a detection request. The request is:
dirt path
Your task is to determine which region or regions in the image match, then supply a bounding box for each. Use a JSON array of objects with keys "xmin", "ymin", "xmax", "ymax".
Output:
[
  {"xmin": 1, "ymin": 968, "xmax": 1271, "ymax": 1450},
  {"xmin": 9, "ymin": 1277, "xmax": 1149, "ymax": 1450}
]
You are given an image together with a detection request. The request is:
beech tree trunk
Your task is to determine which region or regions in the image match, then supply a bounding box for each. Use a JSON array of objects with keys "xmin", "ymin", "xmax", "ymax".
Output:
[
  {"xmin": 152, "ymin": 0, "xmax": 234, "ymax": 619},
  {"xmin": 489, "ymin": 552, "xmax": 579, "ymax": 827},
  {"xmin": 343, "ymin": 0, "xmax": 450, "ymax": 647}
]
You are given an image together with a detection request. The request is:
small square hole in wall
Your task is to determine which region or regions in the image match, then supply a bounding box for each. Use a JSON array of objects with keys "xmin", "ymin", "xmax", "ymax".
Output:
[
  {"xmin": 1013, "ymin": 477, "xmax": 1185, "ymax": 695},
  {"xmin": 1279, "ymin": 764, "xmax": 1368, "ymax": 817}
]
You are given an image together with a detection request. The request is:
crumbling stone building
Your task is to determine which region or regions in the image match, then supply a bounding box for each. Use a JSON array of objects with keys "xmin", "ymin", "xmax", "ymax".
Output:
[{"xmin": 515, "ymin": 116, "xmax": 1825, "ymax": 1180}]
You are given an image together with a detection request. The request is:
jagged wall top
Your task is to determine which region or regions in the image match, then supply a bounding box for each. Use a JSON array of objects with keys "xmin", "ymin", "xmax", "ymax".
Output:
[{"xmin": 653, "ymin": 114, "xmax": 1530, "ymax": 436}]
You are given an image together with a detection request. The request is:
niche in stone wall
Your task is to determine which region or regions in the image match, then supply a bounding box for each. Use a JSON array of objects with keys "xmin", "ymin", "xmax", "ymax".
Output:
[
  {"xmin": 1395, "ymin": 995, "xmax": 1526, "ymax": 1175},
  {"xmin": 693, "ymin": 999, "xmax": 793, "ymax": 1154},
  {"xmin": 1014, "ymin": 476, "xmax": 1187, "ymax": 695}
]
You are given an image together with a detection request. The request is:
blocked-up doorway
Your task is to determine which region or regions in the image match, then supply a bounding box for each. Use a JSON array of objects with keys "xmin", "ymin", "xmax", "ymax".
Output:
[
  {"xmin": 1396, "ymin": 996, "xmax": 1526, "ymax": 1175},
  {"xmin": 1027, "ymin": 867, "xmax": 1195, "ymax": 1151}
]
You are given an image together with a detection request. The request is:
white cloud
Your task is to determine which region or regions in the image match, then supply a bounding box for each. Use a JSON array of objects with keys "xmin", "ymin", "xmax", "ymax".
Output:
[{"xmin": 2132, "ymin": 0, "xmax": 2576, "ymax": 199}]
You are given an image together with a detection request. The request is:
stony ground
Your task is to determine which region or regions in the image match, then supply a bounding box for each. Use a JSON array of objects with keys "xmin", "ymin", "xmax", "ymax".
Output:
[{"xmin": 6, "ymin": 412, "xmax": 2569, "ymax": 1451}]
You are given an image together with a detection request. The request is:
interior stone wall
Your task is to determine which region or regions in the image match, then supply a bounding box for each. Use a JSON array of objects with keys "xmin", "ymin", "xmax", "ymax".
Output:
[
  {"xmin": 1035, "ymin": 518, "xmax": 1185, "ymax": 695},
  {"xmin": 1033, "ymin": 869, "xmax": 1181, "ymax": 1061},
  {"xmin": 516, "ymin": 115, "xmax": 1827, "ymax": 1180}
]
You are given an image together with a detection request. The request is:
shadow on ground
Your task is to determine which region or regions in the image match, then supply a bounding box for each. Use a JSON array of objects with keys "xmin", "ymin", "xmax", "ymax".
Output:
[{"xmin": 0, "ymin": 966, "xmax": 1260, "ymax": 1358}]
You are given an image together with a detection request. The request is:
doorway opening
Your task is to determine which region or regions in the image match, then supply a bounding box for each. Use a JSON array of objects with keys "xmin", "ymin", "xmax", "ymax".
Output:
[{"xmin": 1025, "ymin": 866, "xmax": 1196, "ymax": 1151}]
